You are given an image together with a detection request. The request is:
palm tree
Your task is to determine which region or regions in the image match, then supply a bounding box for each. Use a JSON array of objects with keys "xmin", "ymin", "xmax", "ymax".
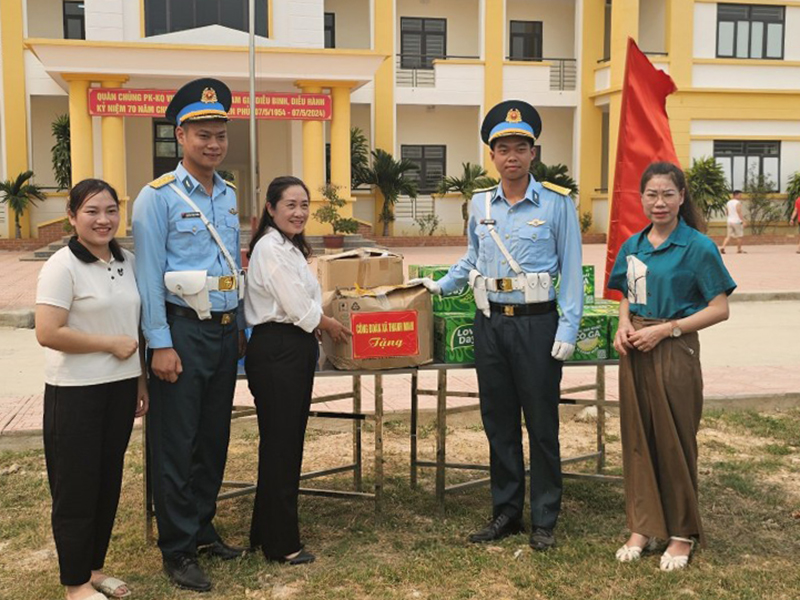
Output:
[
  {"xmin": 351, "ymin": 127, "xmax": 370, "ymax": 189},
  {"xmin": 438, "ymin": 162, "xmax": 498, "ymax": 235},
  {"xmin": 51, "ymin": 114, "xmax": 71, "ymax": 191},
  {"xmin": 530, "ymin": 162, "xmax": 579, "ymax": 199},
  {"xmin": 361, "ymin": 149, "xmax": 418, "ymax": 236},
  {"xmin": 685, "ymin": 156, "xmax": 729, "ymax": 223},
  {"xmin": 0, "ymin": 171, "xmax": 47, "ymax": 239}
]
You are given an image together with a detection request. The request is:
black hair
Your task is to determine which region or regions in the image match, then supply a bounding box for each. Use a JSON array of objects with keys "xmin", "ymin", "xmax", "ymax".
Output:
[
  {"xmin": 732, "ymin": 189, "xmax": 742, "ymax": 195},
  {"xmin": 639, "ymin": 162, "xmax": 702, "ymax": 231},
  {"xmin": 248, "ymin": 176, "xmax": 312, "ymax": 260},
  {"xmin": 68, "ymin": 178, "xmax": 122, "ymax": 256}
]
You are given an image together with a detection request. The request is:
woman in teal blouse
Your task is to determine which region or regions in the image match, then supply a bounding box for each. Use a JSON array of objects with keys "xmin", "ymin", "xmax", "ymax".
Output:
[{"xmin": 608, "ymin": 162, "xmax": 736, "ymax": 571}]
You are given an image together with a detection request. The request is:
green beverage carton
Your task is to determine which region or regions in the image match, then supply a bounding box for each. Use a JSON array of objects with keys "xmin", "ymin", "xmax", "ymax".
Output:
[
  {"xmin": 434, "ymin": 313, "xmax": 476, "ymax": 364},
  {"xmin": 608, "ymin": 314, "xmax": 620, "ymax": 360},
  {"xmin": 408, "ymin": 264, "xmax": 476, "ymax": 315},
  {"xmin": 568, "ymin": 314, "xmax": 609, "ymax": 362},
  {"xmin": 553, "ymin": 265, "xmax": 595, "ymax": 304}
]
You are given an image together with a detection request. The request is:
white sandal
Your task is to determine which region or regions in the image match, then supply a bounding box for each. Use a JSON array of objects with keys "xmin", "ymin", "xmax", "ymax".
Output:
[
  {"xmin": 92, "ymin": 576, "xmax": 131, "ymax": 598},
  {"xmin": 660, "ymin": 536, "xmax": 696, "ymax": 571},
  {"xmin": 615, "ymin": 536, "xmax": 658, "ymax": 562}
]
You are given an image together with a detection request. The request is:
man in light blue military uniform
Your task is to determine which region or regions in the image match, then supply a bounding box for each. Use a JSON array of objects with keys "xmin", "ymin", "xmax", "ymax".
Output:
[
  {"xmin": 132, "ymin": 78, "xmax": 247, "ymax": 592},
  {"xmin": 414, "ymin": 100, "xmax": 583, "ymax": 551}
]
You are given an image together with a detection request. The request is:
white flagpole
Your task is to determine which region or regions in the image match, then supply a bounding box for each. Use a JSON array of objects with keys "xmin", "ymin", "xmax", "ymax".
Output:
[{"xmin": 248, "ymin": 0, "xmax": 259, "ymax": 226}]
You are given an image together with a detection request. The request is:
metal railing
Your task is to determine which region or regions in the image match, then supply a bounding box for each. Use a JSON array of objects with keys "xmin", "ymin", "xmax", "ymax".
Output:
[
  {"xmin": 504, "ymin": 56, "xmax": 578, "ymax": 91},
  {"xmin": 395, "ymin": 54, "xmax": 480, "ymax": 88}
]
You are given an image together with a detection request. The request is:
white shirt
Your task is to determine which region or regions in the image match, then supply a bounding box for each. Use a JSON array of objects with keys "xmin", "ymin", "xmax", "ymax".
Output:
[
  {"xmin": 726, "ymin": 199, "xmax": 743, "ymax": 224},
  {"xmin": 244, "ymin": 228, "xmax": 322, "ymax": 333},
  {"xmin": 36, "ymin": 244, "xmax": 142, "ymax": 386}
]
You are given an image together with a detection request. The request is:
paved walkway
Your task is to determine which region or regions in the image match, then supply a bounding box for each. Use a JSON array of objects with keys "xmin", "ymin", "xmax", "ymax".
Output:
[{"xmin": 1, "ymin": 244, "xmax": 799, "ymax": 436}]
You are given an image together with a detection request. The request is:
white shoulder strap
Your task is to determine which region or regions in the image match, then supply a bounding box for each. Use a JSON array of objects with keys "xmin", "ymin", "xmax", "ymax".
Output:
[
  {"xmin": 484, "ymin": 191, "xmax": 523, "ymax": 275},
  {"xmin": 168, "ymin": 183, "xmax": 239, "ymax": 276}
]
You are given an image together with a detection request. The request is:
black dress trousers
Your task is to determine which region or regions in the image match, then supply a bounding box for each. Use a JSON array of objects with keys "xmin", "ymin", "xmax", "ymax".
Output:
[
  {"xmin": 147, "ymin": 311, "xmax": 239, "ymax": 559},
  {"xmin": 245, "ymin": 322, "xmax": 317, "ymax": 559},
  {"xmin": 473, "ymin": 308, "xmax": 563, "ymax": 530},
  {"xmin": 43, "ymin": 377, "xmax": 138, "ymax": 586}
]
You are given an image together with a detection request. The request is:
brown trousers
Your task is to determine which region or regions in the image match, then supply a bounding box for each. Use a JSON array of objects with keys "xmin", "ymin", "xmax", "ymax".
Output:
[{"xmin": 618, "ymin": 316, "xmax": 706, "ymax": 546}]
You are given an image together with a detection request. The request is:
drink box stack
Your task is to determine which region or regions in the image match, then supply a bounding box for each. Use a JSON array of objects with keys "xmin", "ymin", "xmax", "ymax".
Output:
[
  {"xmin": 408, "ymin": 265, "xmax": 478, "ymax": 365},
  {"xmin": 567, "ymin": 299, "xmax": 621, "ymax": 362},
  {"xmin": 554, "ymin": 265, "xmax": 596, "ymax": 306}
]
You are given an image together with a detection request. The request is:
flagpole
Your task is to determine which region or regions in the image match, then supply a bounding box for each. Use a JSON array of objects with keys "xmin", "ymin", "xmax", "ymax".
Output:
[{"xmin": 248, "ymin": 0, "xmax": 259, "ymax": 231}]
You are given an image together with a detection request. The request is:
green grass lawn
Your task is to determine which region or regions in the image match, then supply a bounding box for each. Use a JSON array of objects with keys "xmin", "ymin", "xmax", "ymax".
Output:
[{"xmin": 2, "ymin": 409, "xmax": 800, "ymax": 600}]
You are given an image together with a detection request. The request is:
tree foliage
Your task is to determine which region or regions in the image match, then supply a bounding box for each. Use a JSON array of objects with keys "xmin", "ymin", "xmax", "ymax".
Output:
[
  {"xmin": 313, "ymin": 183, "xmax": 359, "ymax": 235},
  {"xmin": 744, "ymin": 166, "xmax": 781, "ymax": 236},
  {"xmin": 361, "ymin": 149, "xmax": 418, "ymax": 236},
  {"xmin": 437, "ymin": 162, "xmax": 497, "ymax": 235},
  {"xmin": 685, "ymin": 156, "xmax": 729, "ymax": 222},
  {"xmin": 51, "ymin": 114, "xmax": 71, "ymax": 191},
  {"xmin": 350, "ymin": 127, "xmax": 370, "ymax": 189},
  {"xmin": 530, "ymin": 162, "xmax": 579, "ymax": 199},
  {"xmin": 0, "ymin": 171, "xmax": 47, "ymax": 239},
  {"xmin": 784, "ymin": 171, "xmax": 800, "ymax": 220}
]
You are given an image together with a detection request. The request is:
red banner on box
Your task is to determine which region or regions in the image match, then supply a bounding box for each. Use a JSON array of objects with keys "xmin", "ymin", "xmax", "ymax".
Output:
[
  {"xmin": 351, "ymin": 311, "xmax": 419, "ymax": 360},
  {"xmin": 87, "ymin": 88, "xmax": 331, "ymax": 120}
]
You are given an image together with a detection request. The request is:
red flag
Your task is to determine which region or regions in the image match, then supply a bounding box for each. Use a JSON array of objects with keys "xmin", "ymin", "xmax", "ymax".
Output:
[{"xmin": 603, "ymin": 38, "xmax": 679, "ymax": 300}]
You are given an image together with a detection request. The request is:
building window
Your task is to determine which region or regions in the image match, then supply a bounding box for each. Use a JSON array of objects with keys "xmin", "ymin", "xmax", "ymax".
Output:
[
  {"xmin": 63, "ymin": 1, "xmax": 85, "ymax": 40},
  {"xmin": 145, "ymin": 0, "xmax": 268, "ymax": 37},
  {"xmin": 509, "ymin": 21, "xmax": 543, "ymax": 61},
  {"xmin": 602, "ymin": 0, "xmax": 612, "ymax": 62},
  {"xmin": 401, "ymin": 145, "xmax": 446, "ymax": 194},
  {"xmin": 714, "ymin": 140, "xmax": 780, "ymax": 191},
  {"xmin": 717, "ymin": 4, "xmax": 784, "ymax": 59},
  {"xmin": 400, "ymin": 17, "xmax": 446, "ymax": 69},
  {"xmin": 325, "ymin": 13, "xmax": 335, "ymax": 49}
]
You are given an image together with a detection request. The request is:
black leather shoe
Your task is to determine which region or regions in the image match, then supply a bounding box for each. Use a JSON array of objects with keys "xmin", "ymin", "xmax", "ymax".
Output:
[
  {"xmin": 529, "ymin": 527, "xmax": 556, "ymax": 551},
  {"xmin": 468, "ymin": 514, "xmax": 524, "ymax": 543},
  {"xmin": 163, "ymin": 555, "xmax": 212, "ymax": 592},
  {"xmin": 267, "ymin": 548, "xmax": 316, "ymax": 566},
  {"xmin": 198, "ymin": 539, "xmax": 248, "ymax": 560}
]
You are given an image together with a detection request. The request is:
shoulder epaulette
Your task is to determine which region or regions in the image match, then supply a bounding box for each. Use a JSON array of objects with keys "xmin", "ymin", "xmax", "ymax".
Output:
[
  {"xmin": 224, "ymin": 179, "xmax": 236, "ymax": 189},
  {"xmin": 473, "ymin": 185, "xmax": 498, "ymax": 194},
  {"xmin": 541, "ymin": 181, "xmax": 571, "ymax": 196},
  {"xmin": 148, "ymin": 174, "xmax": 176, "ymax": 189}
]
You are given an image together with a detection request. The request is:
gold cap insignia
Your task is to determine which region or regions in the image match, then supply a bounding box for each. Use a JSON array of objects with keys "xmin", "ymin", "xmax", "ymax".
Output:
[
  {"xmin": 201, "ymin": 87, "xmax": 218, "ymax": 104},
  {"xmin": 506, "ymin": 108, "xmax": 522, "ymax": 124}
]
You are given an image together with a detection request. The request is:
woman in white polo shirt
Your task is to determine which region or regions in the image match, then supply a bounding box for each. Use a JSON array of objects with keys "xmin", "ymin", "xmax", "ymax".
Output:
[{"xmin": 36, "ymin": 179, "xmax": 147, "ymax": 600}]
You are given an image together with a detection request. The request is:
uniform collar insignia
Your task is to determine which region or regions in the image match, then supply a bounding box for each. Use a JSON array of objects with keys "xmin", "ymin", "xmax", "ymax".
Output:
[
  {"xmin": 201, "ymin": 87, "xmax": 218, "ymax": 104},
  {"xmin": 183, "ymin": 176, "xmax": 194, "ymax": 192}
]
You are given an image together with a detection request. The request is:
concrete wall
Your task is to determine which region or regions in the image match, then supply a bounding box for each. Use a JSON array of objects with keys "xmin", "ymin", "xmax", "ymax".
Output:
[
  {"xmin": 396, "ymin": 0, "xmax": 480, "ymax": 58},
  {"xmin": 324, "ymin": 0, "xmax": 371, "ymax": 49},
  {"xmin": 125, "ymin": 117, "xmax": 152, "ymax": 200},
  {"xmin": 536, "ymin": 107, "xmax": 575, "ymax": 171},
  {"xmin": 507, "ymin": 0, "xmax": 576, "ymax": 59},
  {"xmin": 28, "ymin": 96, "xmax": 70, "ymax": 225},
  {"xmin": 85, "ymin": 0, "xmax": 125, "ymax": 42},
  {"xmin": 272, "ymin": 0, "xmax": 325, "ymax": 48},
  {"xmin": 26, "ymin": 0, "xmax": 63, "ymax": 38}
]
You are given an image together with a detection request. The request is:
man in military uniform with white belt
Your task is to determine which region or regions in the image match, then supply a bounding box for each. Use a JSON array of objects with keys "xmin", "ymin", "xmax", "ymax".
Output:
[
  {"xmin": 415, "ymin": 100, "xmax": 583, "ymax": 551},
  {"xmin": 133, "ymin": 78, "xmax": 247, "ymax": 591}
]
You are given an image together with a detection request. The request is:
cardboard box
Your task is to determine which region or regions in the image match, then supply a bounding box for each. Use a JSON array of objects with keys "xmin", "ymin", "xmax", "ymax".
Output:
[
  {"xmin": 408, "ymin": 264, "xmax": 477, "ymax": 314},
  {"xmin": 318, "ymin": 248, "xmax": 404, "ymax": 292},
  {"xmin": 569, "ymin": 314, "xmax": 610, "ymax": 362},
  {"xmin": 322, "ymin": 283, "xmax": 433, "ymax": 370},
  {"xmin": 434, "ymin": 313, "xmax": 476, "ymax": 364}
]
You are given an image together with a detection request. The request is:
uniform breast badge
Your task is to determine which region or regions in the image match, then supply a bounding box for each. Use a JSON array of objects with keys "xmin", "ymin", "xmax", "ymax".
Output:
[{"xmin": 527, "ymin": 219, "xmax": 546, "ymax": 227}]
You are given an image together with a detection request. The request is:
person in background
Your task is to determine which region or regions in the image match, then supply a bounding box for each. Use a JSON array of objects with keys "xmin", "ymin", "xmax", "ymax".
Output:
[
  {"xmin": 132, "ymin": 78, "xmax": 247, "ymax": 592},
  {"xmin": 244, "ymin": 176, "xmax": 351, "ymax": 565},
  {"xmin": 36, "ymin": 179, "xmax": 148, "ymax": 600},
  {"xmin": 609, "ymin": 162, "xmax": 736, "ymax": 571},
  {"xmin": 414, "ymin": 100, "xmax": 583, "ymax": 552},
  {"xmin": 789, "ymin": 193, "xmax": 800, "ymax": 254},
  {"xmin": 720, "ymin": 189, "xmax": 746, "ymax": 254}
]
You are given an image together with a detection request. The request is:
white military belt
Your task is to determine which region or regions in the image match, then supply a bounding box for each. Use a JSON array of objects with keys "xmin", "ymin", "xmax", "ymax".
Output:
[
  {"xmin": 206, "ymin": 275, "xmax": 238, "ymax": 292},
  {"xmin": 484, "ymin": 277, "xmax": 526, "ymax": 293}
]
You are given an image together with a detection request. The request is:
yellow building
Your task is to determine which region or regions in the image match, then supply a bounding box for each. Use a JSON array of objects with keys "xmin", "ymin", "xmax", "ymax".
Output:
[{"xmin": 1, "ymin": 0, "xmax": 798, "ymax": 240}]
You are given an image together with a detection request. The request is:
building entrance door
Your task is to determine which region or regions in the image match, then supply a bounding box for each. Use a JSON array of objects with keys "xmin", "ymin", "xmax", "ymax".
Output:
[{"xmin": 153, "ymin": 120, "xmax": 182, "ymax": 177}]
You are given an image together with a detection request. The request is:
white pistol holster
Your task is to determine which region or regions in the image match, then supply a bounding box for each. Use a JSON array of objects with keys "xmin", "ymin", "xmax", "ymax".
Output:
[
  {"xmin": 165, "ymin": 270, "xmax": 212, "ymax": 320},
  {"xmin": 469, "ymin": 269, "xmax": 491, "ymax": 318}
]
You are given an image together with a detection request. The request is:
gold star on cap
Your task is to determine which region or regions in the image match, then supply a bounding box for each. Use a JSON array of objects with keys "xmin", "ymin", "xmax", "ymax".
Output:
[
  {"xmin": 506, "ymin": 108, "xmax": 522, "ymax": 123},
  {"xmin": 201, "ymin": 87, "xmax": 218, "ymax": 104}
]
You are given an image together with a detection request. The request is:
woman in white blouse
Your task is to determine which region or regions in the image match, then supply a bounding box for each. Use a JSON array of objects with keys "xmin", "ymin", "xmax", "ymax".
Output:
[
  {"xmin": 35, "ymin": 179, "xmax": 148, "ymax": 600},
  {"xmin": 244, "ymin": 176, "xmax": 350, "ymax": 565}
]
